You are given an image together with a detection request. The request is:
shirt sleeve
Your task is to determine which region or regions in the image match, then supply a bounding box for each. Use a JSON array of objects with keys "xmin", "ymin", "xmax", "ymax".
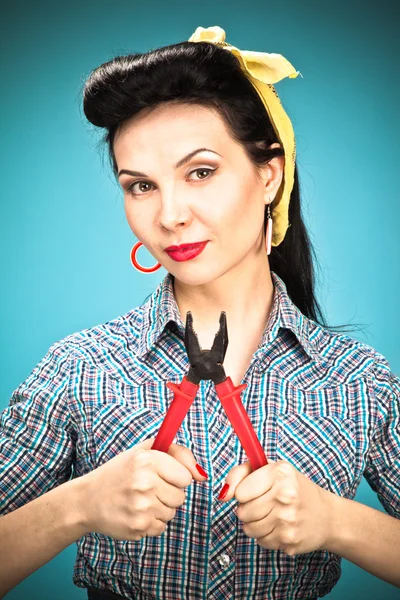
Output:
[
  {"xmin": 0, "ymin": 341, "xmax": 76, "ymax": 516},
  {"xmin": 363, "ymin": 352, "xmax": 400, "ymax": 519}
]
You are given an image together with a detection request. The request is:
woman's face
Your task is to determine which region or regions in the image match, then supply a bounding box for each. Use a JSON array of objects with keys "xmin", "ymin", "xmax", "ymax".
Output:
[{"xmin": 114, "ymin": 103, "xmax": 283, "ymax": 286}]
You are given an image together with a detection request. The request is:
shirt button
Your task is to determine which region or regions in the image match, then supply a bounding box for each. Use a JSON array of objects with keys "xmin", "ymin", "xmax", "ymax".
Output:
[{"xmin": 218, "ymin": 553, "xmax": 230, "ymax": 568}]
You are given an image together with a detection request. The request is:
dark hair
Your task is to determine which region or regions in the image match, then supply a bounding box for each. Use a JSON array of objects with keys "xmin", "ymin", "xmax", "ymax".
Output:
[{"xmin": 82, "ymin": 40, "xmax": 362, "ymax": 334}]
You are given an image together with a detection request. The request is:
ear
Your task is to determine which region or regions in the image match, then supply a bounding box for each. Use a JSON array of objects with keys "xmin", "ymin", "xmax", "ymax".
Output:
[{"xmin": 259, "ymin": 142, "xmax": 284, "ymax": 204}]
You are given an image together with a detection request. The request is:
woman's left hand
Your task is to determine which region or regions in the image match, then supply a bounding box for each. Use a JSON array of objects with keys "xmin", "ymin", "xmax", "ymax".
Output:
[{"xmin": 219, "ymin": 459, "xmax": 335, "ymax": 555}]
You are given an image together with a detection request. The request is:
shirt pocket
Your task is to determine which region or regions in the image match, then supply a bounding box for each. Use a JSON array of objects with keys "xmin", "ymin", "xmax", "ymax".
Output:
[
  {"xmin": 93, "ymin": 403, "xmax": 165, "ymax": 467},
  {"xmin": 276, "ymin": 412, "xmax": 357, "ymax": 497}
]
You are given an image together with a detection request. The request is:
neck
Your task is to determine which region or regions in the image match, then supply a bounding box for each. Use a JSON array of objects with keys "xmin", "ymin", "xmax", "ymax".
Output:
[{"xmin": 172, "ymin": 251, "xmax": 274, "ymax": 346}]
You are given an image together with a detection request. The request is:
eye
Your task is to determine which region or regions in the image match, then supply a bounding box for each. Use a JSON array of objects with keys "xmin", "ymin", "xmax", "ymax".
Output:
[
  {"xmin": 127, "ymin": 180, "xmax": 154, "ymax": 196},
  {"xmin": 126, "ymin": 167, "xmax": 217, "ymax": 196},
  {"xmin": 188, "ymin": 167, "xmax": 216, "ymax": 181}
]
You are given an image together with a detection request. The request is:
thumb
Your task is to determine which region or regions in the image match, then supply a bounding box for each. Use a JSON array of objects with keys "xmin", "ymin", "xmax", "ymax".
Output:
[
  {"xmin": 135, "ymin": 437, "xmax": 208, "ymax": 483},
  {"xmin": 168, "ymin": 443, "xmax": 208, "ymax": 482},
  {"xmin": 219, "ymin": 460, "xmax": 253, "ymax": 502}
]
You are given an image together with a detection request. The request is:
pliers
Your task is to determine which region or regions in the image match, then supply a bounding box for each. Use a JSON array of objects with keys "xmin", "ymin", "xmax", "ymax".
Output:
[{"xmin": 151, "ymin": 311, "xmax": 268, "ymax": 471}]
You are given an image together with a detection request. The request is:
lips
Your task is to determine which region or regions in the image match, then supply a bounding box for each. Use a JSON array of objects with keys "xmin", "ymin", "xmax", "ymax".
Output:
[
  {"xmin": 165, "ymin": 241, "xmax": 207, "ymax": 251},
  {"xmin": 165, "ymin": 241, "xmax": 208, "ymax": 262}
]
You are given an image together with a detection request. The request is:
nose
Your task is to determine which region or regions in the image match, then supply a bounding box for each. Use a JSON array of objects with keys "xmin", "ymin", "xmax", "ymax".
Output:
[{"xmin": 158, "ymin": 192, "xmax": 192, "ymax": 231}]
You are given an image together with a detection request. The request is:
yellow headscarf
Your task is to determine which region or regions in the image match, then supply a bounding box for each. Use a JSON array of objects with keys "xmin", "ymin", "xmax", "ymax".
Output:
[{"xmin": 188, "ymin": 26, "xmax": 300, "ymax": 247}]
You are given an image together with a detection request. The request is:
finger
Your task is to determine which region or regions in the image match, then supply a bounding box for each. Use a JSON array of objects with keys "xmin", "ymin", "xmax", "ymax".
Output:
[
  {"xmin": 132, "ymin": 440, "xmax": 192, "ymax": 489},
  {"xmin": 134, "ymin": 438, "xmax": 207, "ymax": 487},
  {"xmin": 220, "ymin": 460, "xmax": 276, "ymax": 503},
  {"xmin": 166, "ymin": 443, "xmax": 208, "ymax": 482},
  {"xmin": 245, "ymin": 517, "xmax": 278, "ymax": 543},
  {"xmin": 236, "ymin": 492, "xmax": 274, "ymax": 524},
  {"xmin": 157, "ymin": 478, "xmax": 187, "ymax": 510},
  {"xmin": 218, "ymin": 460, "xmax": 253, "ymax": 503}
]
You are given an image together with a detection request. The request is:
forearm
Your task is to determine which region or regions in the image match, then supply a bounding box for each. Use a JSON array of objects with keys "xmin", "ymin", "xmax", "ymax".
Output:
[
  {"xmin": 325, "ymin": 491, "xmax": 400, "ymax": 588},
  {"xmin": 0, "ymin": 477, "xmax": 88, "ymax": 597}
]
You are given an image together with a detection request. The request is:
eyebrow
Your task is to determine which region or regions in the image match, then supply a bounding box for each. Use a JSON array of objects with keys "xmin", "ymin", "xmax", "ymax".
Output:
[{"xmin": 117, "ymin": 147, "xmax": 222, "ymax": 178}]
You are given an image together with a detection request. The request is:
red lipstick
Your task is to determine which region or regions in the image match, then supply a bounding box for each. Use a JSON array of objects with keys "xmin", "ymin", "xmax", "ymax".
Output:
[{"xmin": 165, "ymin": 241, "xmax": 208, "ymax": 262}]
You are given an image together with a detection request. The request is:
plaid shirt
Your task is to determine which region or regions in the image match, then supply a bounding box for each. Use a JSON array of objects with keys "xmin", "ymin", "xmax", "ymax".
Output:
[{"xmin": 1, "ymin": 271, "xmax": 399, "ymax": 600}]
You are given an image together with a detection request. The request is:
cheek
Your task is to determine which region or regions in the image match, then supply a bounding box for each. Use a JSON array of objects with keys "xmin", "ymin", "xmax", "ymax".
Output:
[
  {"xmin": 242, "ymin": 183, "xmax": 267, "ymax": 226},
  {"xmin": 207, "ymin": 179, "xmax": 248, "ymax": 226},
  {"xmin": 124, "ymin": 201, "xmax": 151, "ymax": 240},
  {"xmin": 214, "ymin": 181, "xmax": 262, "ymax": 230},
  {"xmin": 124, "ymin": 202, "xmax": 136, "ymax": 233}
]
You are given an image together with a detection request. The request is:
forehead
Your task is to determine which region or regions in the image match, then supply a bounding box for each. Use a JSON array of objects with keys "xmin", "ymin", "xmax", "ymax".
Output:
[{"xmin": 113, "ymin": 103, "xmax": 234, "ymax": 160}]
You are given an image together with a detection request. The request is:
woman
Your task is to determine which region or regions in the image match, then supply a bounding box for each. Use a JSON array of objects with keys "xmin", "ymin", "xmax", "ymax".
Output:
[{"xmin": 0, "ymin": 26, "xmax": 399, "ymax": 600}]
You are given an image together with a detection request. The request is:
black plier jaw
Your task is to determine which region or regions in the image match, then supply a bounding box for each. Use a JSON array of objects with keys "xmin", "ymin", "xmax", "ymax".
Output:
[
  {"xmin": 152, "ymin": 309, "xmax": 269, "ymax": 470},
  {"xmin": 184, "ymin": 311, "xmax": 228, "ymax": 385}
]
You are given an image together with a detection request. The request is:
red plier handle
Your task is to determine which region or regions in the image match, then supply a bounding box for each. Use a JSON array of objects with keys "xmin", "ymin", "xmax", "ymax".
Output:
[{"xmin": 151, "ymin": 311, "xmax": 268, "ymax": 471}]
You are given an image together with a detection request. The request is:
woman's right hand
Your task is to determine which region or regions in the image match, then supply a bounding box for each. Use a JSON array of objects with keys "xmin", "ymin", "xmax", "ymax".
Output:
[{"xmin": 78, "ymin": 437, "xmax": 207, "ymax": 541}]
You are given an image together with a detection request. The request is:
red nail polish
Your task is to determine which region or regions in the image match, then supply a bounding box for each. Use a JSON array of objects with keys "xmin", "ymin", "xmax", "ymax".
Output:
[
  {"xmin": 195, "ymin": 463, "xmax": 208, "ymax": 478},
  {"xmin": 218, "ymin": 483, "xmax": 229, "ymax": 500}
]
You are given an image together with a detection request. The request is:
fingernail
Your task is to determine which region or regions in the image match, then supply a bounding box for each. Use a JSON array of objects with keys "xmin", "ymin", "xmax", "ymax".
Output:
[
  {"xmin": 195, "ymin": 463, "xmax": 208, "ymax": 478},
  {"xmin": 218, "ymin": 483, "xmax": 229, "ymax": 500}
]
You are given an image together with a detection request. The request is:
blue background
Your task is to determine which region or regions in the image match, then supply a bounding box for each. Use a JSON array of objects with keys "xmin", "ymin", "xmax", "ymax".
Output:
[{"xmin": 1, "ymin": 0, "xmax": 399, "ymax": 598}]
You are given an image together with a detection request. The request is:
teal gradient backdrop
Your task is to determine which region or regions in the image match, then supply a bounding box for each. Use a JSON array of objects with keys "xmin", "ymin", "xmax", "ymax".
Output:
[{"xmin": 1, "ymin": 0, "xmax": 399, "ymax": 598}]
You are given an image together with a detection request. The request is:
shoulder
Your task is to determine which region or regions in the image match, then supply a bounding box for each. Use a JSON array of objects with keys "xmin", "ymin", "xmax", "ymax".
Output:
[
  {"xmin": 301, "ymin": 316, "xmax": 397, "ymax": 388},
  {"xmin": 48, "ymin": 304, "xmax": 145, "ymax": 372}
]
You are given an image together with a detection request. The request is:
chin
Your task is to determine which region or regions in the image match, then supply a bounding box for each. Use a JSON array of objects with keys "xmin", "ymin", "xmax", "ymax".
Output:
[{"xmin": 171, "ymin": 267, "xmax": 219, "ymax": 287}]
